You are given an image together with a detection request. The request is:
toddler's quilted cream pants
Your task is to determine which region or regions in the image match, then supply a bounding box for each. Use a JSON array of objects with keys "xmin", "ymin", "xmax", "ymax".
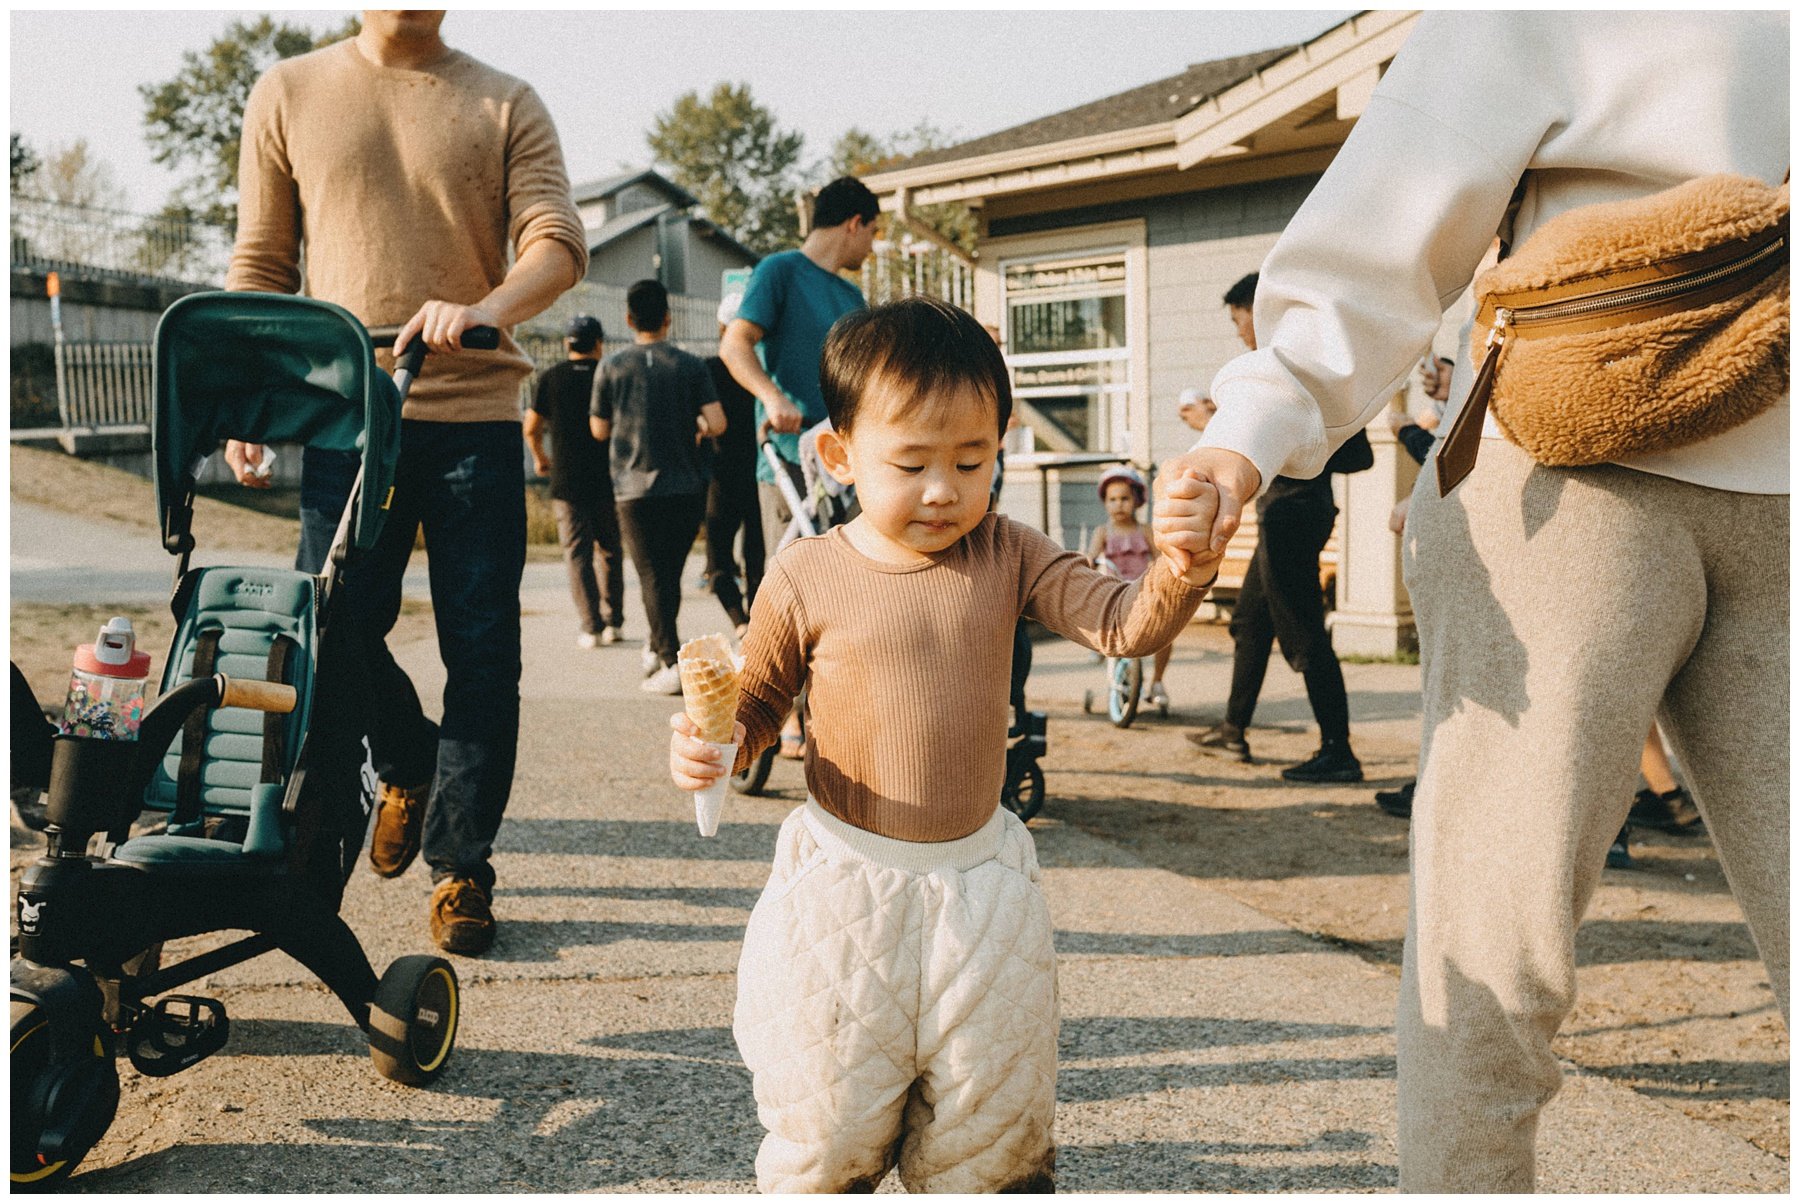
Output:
[
  {"xmin": 1398, "ymin": 437, "xmax": 1789, "ymax": 1191},
  {"xmin": 734, "ymin": 800, "xmax": 1059, "ymax": 1193}
]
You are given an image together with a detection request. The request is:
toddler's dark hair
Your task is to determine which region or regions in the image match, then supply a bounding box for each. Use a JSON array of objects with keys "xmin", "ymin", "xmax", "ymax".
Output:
[
  {"xmin": 819, "ymin": 297, "xmax": 1012, "ymax": 438},
  {"xmin": 626, "ymin": 278, "xmax": 670, "ymax": 330}
]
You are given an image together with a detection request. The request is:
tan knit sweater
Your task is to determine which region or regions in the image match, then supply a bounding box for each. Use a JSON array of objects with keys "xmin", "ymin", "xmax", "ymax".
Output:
[
  {"xmin": 226, "ymin": 41, "xmax": 588, "ymax": 422},
  {"xmin": 737, "ymin": 514, "xmax": 1207, "ymax": 842}
]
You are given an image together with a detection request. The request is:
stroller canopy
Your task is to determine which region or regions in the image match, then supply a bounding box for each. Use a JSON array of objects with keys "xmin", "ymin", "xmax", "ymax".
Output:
[{"xmin": 153, "ymin": 292, "xmax": 401, "ymax": 554}]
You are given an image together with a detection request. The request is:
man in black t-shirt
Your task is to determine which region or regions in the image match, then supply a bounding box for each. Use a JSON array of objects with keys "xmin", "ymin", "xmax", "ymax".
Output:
[
  {"xmin": 591, "ymin": 281, "xmax": 726, "ymax": 695},
  {"xmin": 1186, "ymin": 273, "xmax": 1366, "ymax": 783},
  {"xmin": 525, "ymin": 314, "xmax": 626, "ymax": 648},
  {"xmin": 703, "ymin": 293, "xmax": 763, "ymax": 633}
]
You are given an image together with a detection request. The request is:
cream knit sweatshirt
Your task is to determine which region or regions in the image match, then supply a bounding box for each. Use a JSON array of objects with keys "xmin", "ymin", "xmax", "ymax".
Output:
[
  {"xmin": 1198, "ymin": 10, "xmax": 1789, "ymax": 496},
  {"xmin": 227, "ymin": 41, "xmax": 589, "ymax": 422}
]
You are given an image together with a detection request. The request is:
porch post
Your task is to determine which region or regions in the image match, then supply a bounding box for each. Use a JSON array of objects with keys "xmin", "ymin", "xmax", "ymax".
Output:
[{"xmin": 1327, "ymin": 397, "xmax": 1418, "ymax": 657}]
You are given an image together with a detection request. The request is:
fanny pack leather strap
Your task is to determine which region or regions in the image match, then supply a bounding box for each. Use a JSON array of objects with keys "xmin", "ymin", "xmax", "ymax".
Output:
[{"xmin": 1435, "ymin": 338, "xmax": 1507, "ymax": 496}]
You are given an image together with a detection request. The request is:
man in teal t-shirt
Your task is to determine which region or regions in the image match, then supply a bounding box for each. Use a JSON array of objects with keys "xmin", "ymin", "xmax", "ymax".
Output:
[{"xmin": 720, "ymin": 176, "xmax": 878, "ymax": 555}]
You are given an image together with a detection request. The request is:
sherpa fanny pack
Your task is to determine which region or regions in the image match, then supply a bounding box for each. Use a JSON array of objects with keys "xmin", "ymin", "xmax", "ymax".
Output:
[{"xmin": 1436, "ymin": 173, "xmax": 1789, "ymax": 495}]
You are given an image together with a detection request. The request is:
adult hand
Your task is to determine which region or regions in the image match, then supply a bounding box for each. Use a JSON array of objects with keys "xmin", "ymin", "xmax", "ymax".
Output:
[
  {"xmin": 531, "ymin": 453, "xmax": 552, "ymax": 478},
  {"xmin": 1389, "ymin": 495, "xmax": 1411, "ymax": 535},
  {"xmin": 1155, "ymin": 447, "xmax": 1261, "ymax": 569},
  {"xmin": 763, "ymin": 392, "xmax": 804, "ymax": 435},
  {"xmin": 224, "ymin": 439, "xmax": 274, "ymax": 490},
  {"xmin": 1151, "ymin": 471, "xmax": 1224, "ymax": 587},
  {"xmin": 394, "ymin": 299, "xmax": 501, "ymax": 356},
  {"xmin": 668, "ymin": 712, "xmax": 746, "ymax": 791},
  {"xmin": 1387, "ymin": 407, "xmax": 1413, "ymax": 437}
]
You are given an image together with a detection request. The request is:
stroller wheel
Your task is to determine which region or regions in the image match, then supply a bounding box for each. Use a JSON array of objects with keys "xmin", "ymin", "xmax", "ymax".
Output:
[
  {"xmin": 1000, "ymin": 758, "xmax": 1046, "ymax": 823},
  {"xmin": 11, "ymin": 998, "xmax": 116, "ymax": 1191},
  {"xmin": 733, "ymin": 742, "xmax": 778, "ymax": 797},
  {"xmin": 369, "ymin": 956, "xmax": 459, "ymax": 1086}
]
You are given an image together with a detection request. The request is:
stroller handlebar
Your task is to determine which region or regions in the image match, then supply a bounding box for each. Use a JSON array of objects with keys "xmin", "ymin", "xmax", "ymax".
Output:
[
  {"xmin": 219, "ymin": 676, "xmax": 298, "ymax": 715},
  {"xmin": 365, "ymin": 324, "xmax": 502, "ymax": 381}
]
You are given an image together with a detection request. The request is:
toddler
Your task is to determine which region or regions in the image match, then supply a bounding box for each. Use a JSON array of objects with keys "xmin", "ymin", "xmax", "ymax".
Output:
[
  {"xmin": 669, "ymin": 297, "xmax": 1220, "ymax": 1193},
  {"xmin": 1087, "ymin": 464, "xmax": 1174, "ymax": 707}
]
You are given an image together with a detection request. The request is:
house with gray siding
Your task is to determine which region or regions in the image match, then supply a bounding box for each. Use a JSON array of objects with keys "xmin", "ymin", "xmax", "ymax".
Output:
[
  {"xmin": 573, "ymin": 169, "xmax": 758, "ymax": 300},
  {"xmin": 865, "ymin": 10, "xmax": 1446, "ymax": 652}
]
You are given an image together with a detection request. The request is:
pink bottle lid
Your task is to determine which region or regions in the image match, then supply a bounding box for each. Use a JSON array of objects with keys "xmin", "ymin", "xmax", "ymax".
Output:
[{"xmin": 73, "ymin": 617, "xmax": 151, "ymax": 679}]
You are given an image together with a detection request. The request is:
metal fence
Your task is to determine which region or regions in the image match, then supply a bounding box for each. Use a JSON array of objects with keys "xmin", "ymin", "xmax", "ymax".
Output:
[
  {"xmin": 519, "ymin": 279, "xmax": 723, "ymax": 364},
  {"xmin": 10, "ymin": 195, "xmax": 234, "ymax": 288},
  {"xmin": 39, "ymin": 280, "xmax": 729, "ymax": 434},
  {"xmin": 54, "ymin": 341, "xmax": 156, "ymax": 431}
]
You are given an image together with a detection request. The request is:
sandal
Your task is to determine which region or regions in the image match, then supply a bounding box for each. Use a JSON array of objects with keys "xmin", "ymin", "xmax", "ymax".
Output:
[{"xmin": 779, "ymin": 732, "xmax": 806, "ymax": 760}]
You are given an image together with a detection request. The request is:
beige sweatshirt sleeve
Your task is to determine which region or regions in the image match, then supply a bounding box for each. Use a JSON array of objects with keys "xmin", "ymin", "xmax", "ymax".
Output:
[
  {"xmin": 504, "ymin": 85, "xmax": 589, "ymax": 279},
  {"xmin": 225, "ymin": 69, "xmax": 303, "ymax": 294},
  {"xmin": 733, "ymin": 561, "xmax": 810, "ymax": 771},
  {"xmin": 1015, "ymin": 520, "xmax": 1205, "ymax": 658}
]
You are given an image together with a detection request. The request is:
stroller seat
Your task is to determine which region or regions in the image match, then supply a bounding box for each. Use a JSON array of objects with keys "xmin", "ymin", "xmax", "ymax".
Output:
[{"xmin": 114, "ymin": 567, "xmax": 316, "ymax": 870}]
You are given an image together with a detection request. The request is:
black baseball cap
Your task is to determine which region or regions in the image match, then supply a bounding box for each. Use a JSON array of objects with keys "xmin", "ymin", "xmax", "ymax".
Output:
[{"xmin": 565, "ymin": 314, "xmax": 603, "ymax": 346}]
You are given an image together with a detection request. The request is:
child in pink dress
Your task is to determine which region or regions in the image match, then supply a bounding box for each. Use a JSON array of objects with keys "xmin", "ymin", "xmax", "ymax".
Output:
[{"xmin": 1087, "ymin": 465, "xmax": 1173, "ymax": 706}]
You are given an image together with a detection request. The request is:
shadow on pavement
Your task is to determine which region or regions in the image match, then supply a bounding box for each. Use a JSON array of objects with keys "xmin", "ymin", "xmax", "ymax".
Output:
[
  {"xmin": 1061, "ymin": 1138, "xmax": 1397, "ymax": 1192},
  {"xmin": 496, "ymin": 818, "xmax": 779, "ymax": 861}
]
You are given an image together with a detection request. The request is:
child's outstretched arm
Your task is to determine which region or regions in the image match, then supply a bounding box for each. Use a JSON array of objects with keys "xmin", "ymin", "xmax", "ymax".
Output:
[{"xmin": 1152, "ymin": 469, "xmax": 1225, "ymax": 586}]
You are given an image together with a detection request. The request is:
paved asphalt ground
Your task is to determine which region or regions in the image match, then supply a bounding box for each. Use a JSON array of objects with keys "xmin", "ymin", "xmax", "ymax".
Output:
[{"xmin": 11, "ymin": 512, "xmax": 1788, "ymax": 1193}]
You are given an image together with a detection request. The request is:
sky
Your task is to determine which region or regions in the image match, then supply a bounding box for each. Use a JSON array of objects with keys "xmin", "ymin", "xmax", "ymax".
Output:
[{"xmin": 9, "ymin": 8, "xmax": 1353, "ymax": 213}]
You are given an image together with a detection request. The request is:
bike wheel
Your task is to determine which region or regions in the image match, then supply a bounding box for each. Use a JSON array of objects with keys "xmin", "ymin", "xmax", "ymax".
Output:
[
  {"xmin": 1108, "ymin": 657, "xmax": 1142, "ymax": 728},
  {"xmin": 1000, "ymin": 758, "xmax": 1047, "ymax": 823},
  {"xmin": 11, "ymin": 998, "xmax": 115, "ymax": 1191},
  {"xmin": 733, "ymin": 742, "xmax": 777, "ymax": 797}
]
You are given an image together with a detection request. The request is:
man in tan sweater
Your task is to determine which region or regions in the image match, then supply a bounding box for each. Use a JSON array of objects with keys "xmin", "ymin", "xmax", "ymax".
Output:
[
  {"xmin": 672, "ymin": 298, "xmax": 1221, "ymax": 1191},
  {"xmin": 223, "ymin": 10, "xmax": 587, "ymax": 955}
]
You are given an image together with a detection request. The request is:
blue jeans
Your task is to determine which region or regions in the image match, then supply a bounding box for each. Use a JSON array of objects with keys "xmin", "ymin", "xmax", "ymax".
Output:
[{"xmin": 303, "ymin": 425, "xmax": 525, "ymax": 890}]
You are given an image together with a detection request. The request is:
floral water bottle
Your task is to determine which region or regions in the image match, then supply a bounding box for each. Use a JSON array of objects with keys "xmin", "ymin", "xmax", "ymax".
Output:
[{"xmin": 62, "ymin": 616, "xmax": 152, "ymax": 740}]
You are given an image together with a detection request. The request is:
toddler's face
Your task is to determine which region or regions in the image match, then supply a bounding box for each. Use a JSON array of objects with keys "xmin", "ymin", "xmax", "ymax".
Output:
[
  {"xmin": 826, "ymin": 382, "xmax": 1000, "ymax": 562},
  {"xmin": 1103, "ymin": 482, "xmax": 1140, "ymax": 524}
]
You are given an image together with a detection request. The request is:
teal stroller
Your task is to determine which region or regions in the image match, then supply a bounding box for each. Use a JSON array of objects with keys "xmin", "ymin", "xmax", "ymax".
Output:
[{"xmin": 11, "ymin": 293, "xmax": 489, "ymax": 1188}]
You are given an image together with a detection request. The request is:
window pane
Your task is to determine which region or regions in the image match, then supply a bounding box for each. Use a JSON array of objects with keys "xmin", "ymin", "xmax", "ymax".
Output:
[{"xmin": 1007, "ymin": 294, "xmax": 1126, "ymax": 354}]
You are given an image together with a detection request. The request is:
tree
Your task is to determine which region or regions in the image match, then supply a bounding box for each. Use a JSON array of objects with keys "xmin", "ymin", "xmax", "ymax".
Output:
[
  {"xmin": 11, "ymin": 132, "xmax": 41, "ymax": 193},
  {"xmin": 648, "ymin": 83, "xmax": 805, "ymax": 256},
  {"xmin": 37, "ymin": 139, "xmax": 125, "ymax": 210},
  {"xmin": 140, "ymin": 14, "xmax": 358, "ymax": 224}
]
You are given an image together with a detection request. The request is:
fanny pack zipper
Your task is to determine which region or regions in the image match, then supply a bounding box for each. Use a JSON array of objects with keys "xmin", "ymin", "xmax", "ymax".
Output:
[{"xmin": 1490, "ymin": 225, "xmax": 1788, "ymax": 344}]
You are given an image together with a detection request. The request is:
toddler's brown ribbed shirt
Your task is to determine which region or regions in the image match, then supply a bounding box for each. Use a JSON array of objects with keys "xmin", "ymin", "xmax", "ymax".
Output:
[{"xmin": 736, "ymin": 514, "xmax": 1207, "ymax": 842}]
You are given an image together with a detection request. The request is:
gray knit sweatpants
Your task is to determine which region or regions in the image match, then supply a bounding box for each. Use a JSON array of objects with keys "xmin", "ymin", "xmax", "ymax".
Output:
[{"xmin": 1398, "ymin": 437, "xmax": 1788, "ymax": 1191}]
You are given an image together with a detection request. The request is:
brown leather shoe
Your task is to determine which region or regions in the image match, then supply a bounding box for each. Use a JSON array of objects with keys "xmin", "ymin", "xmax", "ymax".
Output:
[
  {"xmin": 430, "ymin": 877, "xmax": 496, "ymax": 955},
  {"xmin": 368, "ymin": 781, "xmax": 428, "ymax": 878}
]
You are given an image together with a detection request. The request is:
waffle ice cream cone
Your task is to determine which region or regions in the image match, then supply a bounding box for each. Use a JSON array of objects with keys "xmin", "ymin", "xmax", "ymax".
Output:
[
  {"xmin": 679, "ymin": 634, "xmax": 742, "ymax": 838},
  {"xmin": 679, "ymin": 634, "xmax": 741, "ymax": 743}
]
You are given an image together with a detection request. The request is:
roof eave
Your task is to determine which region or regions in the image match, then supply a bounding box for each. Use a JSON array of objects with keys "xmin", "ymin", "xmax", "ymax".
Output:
[{"xmin": 865, "ymin": 10, "xmax": 1420, "ymax": 208}]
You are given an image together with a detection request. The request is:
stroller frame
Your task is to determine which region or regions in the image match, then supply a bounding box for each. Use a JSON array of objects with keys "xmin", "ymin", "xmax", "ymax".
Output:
[{"xmin": 11, "ymin": 294, "xmax": 486, "ymax": 1189}]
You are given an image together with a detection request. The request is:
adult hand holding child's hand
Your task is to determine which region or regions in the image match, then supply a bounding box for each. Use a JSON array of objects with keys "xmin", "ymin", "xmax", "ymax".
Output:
[
  {"xmin": 1153, "ymin": 469, "xmax": 1225, "ymax": 587},
  {"xmin": 669, "ymin": 712, "xmax": 746, "ymax": 791}
]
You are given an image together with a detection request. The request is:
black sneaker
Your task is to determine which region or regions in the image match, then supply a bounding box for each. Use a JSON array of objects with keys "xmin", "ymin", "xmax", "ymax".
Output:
[
  {"xmin": 1282, "ymin": 743, "xmax": 1364, "ymax": 783},
  {"xmin": 1606, "ymin": 824, "xmax": 1633, "ymax": 869},
  {"xmin": 1629, "ymin": 787, "xmax": 1704, "ymax": 834},
  {"xmin": 1374, "ymin": 779, "xmax": 1415, "ymax": 819},
  {"xmin": 1187, "ymin": 723, "xmax": 1251, "ymax": 762}
]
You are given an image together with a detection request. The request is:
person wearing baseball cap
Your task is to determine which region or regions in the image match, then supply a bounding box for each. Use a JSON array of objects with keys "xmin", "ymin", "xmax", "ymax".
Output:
[{"xmin": 525, "ymin": 313, "xmax": 627, "ymax": 649}]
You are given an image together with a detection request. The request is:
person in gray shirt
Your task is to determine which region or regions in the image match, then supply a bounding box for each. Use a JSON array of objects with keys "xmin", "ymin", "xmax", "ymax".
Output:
[{"xmin": 591, "ymin": 279, "xmax": 725, "ymax": 694}]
